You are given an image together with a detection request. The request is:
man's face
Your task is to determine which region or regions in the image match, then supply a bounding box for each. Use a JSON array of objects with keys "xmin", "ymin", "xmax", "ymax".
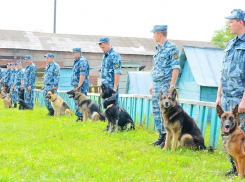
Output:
[
  {"xmin": 7, "ymin": 65, "xmax": 10, "ymax": 70},
  {"xmin": 16, "ymin": 64, "xmax": 22, "ymax": 69},
  {"xmin": 153, "ymin": 31, "xmax": 161, "ymax": 42},
  {"xmin": 46, "ymin": 57, "xmax": 54, "ymax": 64},
  {"xmin": 25, "ymin": 59, "xmax": 32, "ymax": 65},
  {"xmin": 12, "ymin": 65, "xmax": 16, "ymax": 69},
  {"xmin": 99, "ymin": 43, "xmax": 111, "ymax": 53},
  {"xmin": 72, "ymin": 52, "xmax": 81, "ymax": 59},
  {"xmin": 228, "ymin": 19, "xmax": 242, "ymax": 35}
]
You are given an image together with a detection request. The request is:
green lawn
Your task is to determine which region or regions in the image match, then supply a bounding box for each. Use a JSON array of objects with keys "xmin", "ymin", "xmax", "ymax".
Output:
[{"xmin": 0, "ymin": 102, "xmax": 239, "ymax": 181}]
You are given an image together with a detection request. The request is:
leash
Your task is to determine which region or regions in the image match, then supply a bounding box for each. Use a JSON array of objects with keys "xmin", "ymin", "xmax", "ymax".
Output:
[
  {"xmin": 52, "ymin": 96, "xmax": 58, "ymax": 102},
  {"xmin": 238, "ymin": 113, "xmax": 245, "ymax": 127}
]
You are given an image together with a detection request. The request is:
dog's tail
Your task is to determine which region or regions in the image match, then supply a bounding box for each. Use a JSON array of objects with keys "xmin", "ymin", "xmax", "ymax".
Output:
[{"xmin": 98, "ymin": 112, "xmax": 106, "ymax": 121}]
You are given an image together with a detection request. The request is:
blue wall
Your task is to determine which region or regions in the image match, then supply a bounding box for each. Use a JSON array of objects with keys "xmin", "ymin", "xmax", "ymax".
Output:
[
  {"xmin": 200, "ymin": 86, "xmax": 218, "ymax": 102},
  {"xmin": 177, "ymin": 61, "xmax": 200, "ymax": 101}
]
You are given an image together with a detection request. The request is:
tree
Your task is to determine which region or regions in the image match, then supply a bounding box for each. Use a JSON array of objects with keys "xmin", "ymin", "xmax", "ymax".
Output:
[{"xmin": 212, "ymin": 21, "xmax": 235, "ymax": 48}]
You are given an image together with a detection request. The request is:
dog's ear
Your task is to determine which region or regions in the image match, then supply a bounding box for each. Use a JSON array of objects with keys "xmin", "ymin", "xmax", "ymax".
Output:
[
  {"xmin": 169, "ymin": 88, "xmax": 177, "ymax": 101},
  {"xmin": 216, "ymin": 105, "xmax": 224, "ymax": 118},
  {"xmin": 232, "ymin": 105, "xmax": 239, "ymax": 117},
  {"xmin": 159, "ymin": 90, "xmax": 163, "ymax": 100},
  {"xmin": 51, "ymin": 89, "xmax": 55, "ymax": 94},
  {"xmin": 76, "ymin": 85, "xmax": 82, "ymax": 93}
]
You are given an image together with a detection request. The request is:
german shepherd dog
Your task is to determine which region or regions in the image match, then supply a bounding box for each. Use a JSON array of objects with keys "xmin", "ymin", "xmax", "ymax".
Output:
[
  {"xmin": 159, "ymin": 88, "xmax": 206, "ymax": 151},
  {"xmin": 0, "ymin": 89, "xmax": 12, "ymax": 108},
  {"xmin": 18, "ymin": 88, "xmax": 25, "ymax": 110},
  {"xmin": 45, "ymin": 90, "xmax": 73, "ymax": 117},
  {"xmin": 18, "ymin": 99, "xmax": 33, "ymax": 110},
  {"xmin": 100, "ymin": 83, "xmax": 135, "ymax": 133},
  {"xmin": 2, "ymin": 83, "xmax": 10, "ymax": 94},
  {"xmin": 66, "ymin": 86, "xmax": 105, "ymax": 122},
  {"xmin": 217, "ymin": 105, "xmax": 245, "ymax": 179}
]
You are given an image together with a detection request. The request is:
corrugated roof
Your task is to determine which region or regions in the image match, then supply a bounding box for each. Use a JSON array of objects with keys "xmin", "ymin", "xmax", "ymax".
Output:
[
  {"xmin": 0, "ymin": 29, "xmax": 217, "ymax": 55},
  {"xmin": 180, "ymin": 46, "xmax": 223, "ymax": 87}
]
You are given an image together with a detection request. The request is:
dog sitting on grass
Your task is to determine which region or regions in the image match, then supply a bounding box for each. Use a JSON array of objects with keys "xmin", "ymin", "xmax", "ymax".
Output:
[
  {"xmin": 100, "ymin": 83, "xmax": 135, "ymax": 133},
  {"xmin": 159, "ymin": 88, "xmax": 206, "ymax": 151},
  {"xmin": 0, "ymin": 89, "xmax": 12, "ymax": 108},
  {"xmin": 18, "ymin": 99, "xmax": 33, "ymax": 110},
  {"xmin": 45, "ymin": 90, "xmax": 73, "ymax": 117},
  {"xmin": 67, "ymin": 86, "xmax": 105, "ymax": 122}
]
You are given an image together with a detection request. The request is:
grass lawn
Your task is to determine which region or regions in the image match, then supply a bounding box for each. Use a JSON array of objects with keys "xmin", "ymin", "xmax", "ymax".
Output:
[{"xmin": 0, "ymin": 102, "xmax": 239, "ymax": 181}]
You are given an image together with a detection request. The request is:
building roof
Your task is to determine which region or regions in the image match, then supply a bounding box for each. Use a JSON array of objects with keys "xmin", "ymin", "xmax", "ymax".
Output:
[
  {"xmin": 0, "ymin": 29, "xmax": 216, "ymax": 55},
  {"xmin": 179, "ymin": 46, "xmax": 223, "ymax": 87}
]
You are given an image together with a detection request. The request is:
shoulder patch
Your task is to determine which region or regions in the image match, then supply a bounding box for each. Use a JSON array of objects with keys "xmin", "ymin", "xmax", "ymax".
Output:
[
  {"xmin": 80, "ymin": 67, "xmax": 82, "ymax": 71},
  {"xmin": 55, "ymin": 71, "xmax": 58, "ymax": 75},
  {"xmin": 174, "ymin": 53, "xmax": 178, "ymax": 59},
  {"xmin": 115, "ymin": 63, "xmax": 119, "ymax": 68}
]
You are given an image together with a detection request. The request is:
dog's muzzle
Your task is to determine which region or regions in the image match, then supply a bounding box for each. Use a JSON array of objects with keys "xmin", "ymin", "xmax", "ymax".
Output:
[
  {"xmin": 224, "ymin": 124, "xmax": 230, "ymax": 133},
  {"xmin": 163, "ymin": 101, "xmax": 171, "ymax": 108}
]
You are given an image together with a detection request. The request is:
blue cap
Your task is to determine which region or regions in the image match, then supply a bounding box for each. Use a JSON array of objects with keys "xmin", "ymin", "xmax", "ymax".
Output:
[
  {"xmin": 71, "ymin": 48, "xmax": 81, "ymax": 53},
  {"xmin": 97, "ymin": 38, "xmax": 110, "ymax": 44},
  {"xmin": 44, "ymin": 53, "xmax": 54, "ymax": 58},
  {"xmin": 7, "ymin": 63, "xmax": 11, "ymax": 66},
  {"xmin": 151, "ymin": 25, "xmax": 168, "ymax": 33},
  {"xmin": 16, "ymin": 61, "xmax": 22, "ymax": 65},
  {"xmin": 24, "ymin": 55, "xmax": 32, "ymax": 60},
  {"xmin": 225, "ymin": 9, "xmax": 245, "ymax": 21},
  {"xmin": 11, "ymin": 62, "xmax": 16, "ymax": 66}
]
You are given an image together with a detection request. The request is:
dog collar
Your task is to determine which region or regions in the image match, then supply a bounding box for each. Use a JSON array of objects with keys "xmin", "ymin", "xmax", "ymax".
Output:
[
  {"xmin": 2, "ymin": 95, "xmax": 6, "ymax": 99},
  {"xmin": 74, "ymin": 95, "xmax": 81, "ymax": 100},
  {"xmin": 104, "ymin": 95, "xmax": 114, "ymax": 101},
  {"xmin": 52, "ymin": 96, "xmax": 58, "ymax": 102}
]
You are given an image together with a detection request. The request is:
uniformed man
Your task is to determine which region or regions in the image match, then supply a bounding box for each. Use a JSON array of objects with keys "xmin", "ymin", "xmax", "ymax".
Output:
[
  {"xmin": 4, "ymin": 63, "xmax": 12, "ymax": 87},
  {"xmin": 23, "ymin": 55, "xmax": 37, "ymax": 108},
  {"xmin": 0, "ymin": 66, "xmax": 5, "ymax": 89},
  {"xmin": 43, "ymin": 53, "xmax": 60, "ymax": 116},
  {"xmin": 98, "ymin": 38, "xmax": 121, "ymax": 102},
  {"xmin": 71, "ymin": 47, "xmax": 90, "ymax": 122},
  {"xmin": 13, "ymin": 61, "xmax": 24, "ymax": 102},
  {"xmin": 149, "ymin": 25, "xmax": 180, "ymax": 148},
  {"xmin": 10, "ymin": 62, "xmax": 18, "ymax": 108},
  {"xmin": 215, "ymin": 9, "xmax": 245, "ymax": 176}
]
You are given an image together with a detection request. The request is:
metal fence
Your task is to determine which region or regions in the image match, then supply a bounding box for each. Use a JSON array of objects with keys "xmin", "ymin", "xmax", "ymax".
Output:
[{"xmin": 34, "ymin": 89, "xmax": 220, "ymax": 149}]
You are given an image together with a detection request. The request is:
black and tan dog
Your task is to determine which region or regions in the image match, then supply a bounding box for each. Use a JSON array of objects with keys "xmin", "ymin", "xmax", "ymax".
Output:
[
  {"xmin": 46, "ymin": 90, "xmax": 73, "ymax": 117},
  {"xmin": 159, "ymin": 88, "xmax": 206, "ymax": 151},
  {"xmin": 0, "ymin": 89, "xmax": 12, "ymax": 108},
  {"xmin": 67, "ymin": 86, "xmax": 105, "ymax": 122},
  {"xmin": 2, "ymin": 83, "xmax": 10, "ymax": 94},
  {"xmin": 100, "ymin": 83, "xmax": 135, "ymax": 133},
  {"xmin": 217, "ymin": 105, "xmax": 245, "ymax": 179}
]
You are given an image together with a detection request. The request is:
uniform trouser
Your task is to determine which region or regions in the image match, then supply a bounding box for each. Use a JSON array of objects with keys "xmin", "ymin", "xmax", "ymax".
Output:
[
  {"xmin": 152, "ymin": 81, "xmax": 170, "ymax": 134},
  {"xmin": 15, "ymin": 86, "xmax": 21, "ymax": 102},
  {"xmin": 10, "ymin": 86, "xmax": 18, "ymax": 104},
  {"xmin": 221, "ymin": 95, "xmax": 245, "ymax": 165},
  {"xmin": 0, "ymin": 81, "xmax": 3, "ymax": 90},
  {"xmin": 25, "ymin": 88, "xmax": 35, "ymax": 107},
  {"xmin": 74, "ymin": 86, "xmax": 88, "ymax": 117},
  {"xmin": 43, "ymin": 86, "xmax": 56, "ymax": 110}
]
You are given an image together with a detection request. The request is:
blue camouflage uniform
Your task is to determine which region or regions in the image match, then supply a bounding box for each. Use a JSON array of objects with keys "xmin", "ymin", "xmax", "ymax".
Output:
[
  {"xmin": 220, "ymin": 9, "xmax": 245, "ymax": 168},
  {"xmin": 151, "ymin": 25, "xmax": 180, "ymax": 134},
  {"xmin": 4, "ymin": 63, "xmax": 12, "ymax": 86},
  {"xmin": 43, "ymin": 54, "xmax": 60, "ymax": 110},
  {"xmin": 99, "ymin": 38, "xmax": 122, "ymax": 102},
  {"xmin": 71, "ymin": 48, "xmax": 90, "ymax": 117},
  {"xmin": 0, "ymin": 68, "xmax": 5, "ymax": 89},
  {"xmin": 14, "ymin": 62, "xmax": 24, "ymax": 102},
  {"xmin": 24, "ymin": 56, "xmax": 37, "ymax": 107},
  {"xmin": 10, "ymin": 63, "xmax": 18, "ymax": 104}
]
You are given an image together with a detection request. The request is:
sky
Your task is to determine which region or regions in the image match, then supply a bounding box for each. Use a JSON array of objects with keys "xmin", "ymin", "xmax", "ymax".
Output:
[{"xmin": 0, "ymin": 0, "xmax": 245, "ymax": 42}]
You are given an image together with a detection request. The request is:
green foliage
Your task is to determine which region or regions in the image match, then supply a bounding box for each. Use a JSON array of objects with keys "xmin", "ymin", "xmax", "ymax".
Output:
[
  {"xmin": 0, "ymin": 103, "xmax": 239, "ymax": 181},
  {"xmin": 212, "ymin": 21, "xmax": 236, "ymax": 48}
]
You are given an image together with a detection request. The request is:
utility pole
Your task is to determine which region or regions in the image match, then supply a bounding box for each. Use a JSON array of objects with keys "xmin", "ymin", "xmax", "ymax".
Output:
[{"xmin": 54, "ymin": 0, "xmax": 57, "ymax": 33}]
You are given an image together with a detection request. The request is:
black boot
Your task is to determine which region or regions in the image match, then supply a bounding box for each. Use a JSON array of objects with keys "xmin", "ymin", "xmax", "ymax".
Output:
[
  {"xmin": 47, "ymin": 108, "xmax": 54, "ymax": 116},
  {"xmin": 14, "ymin": 103, "xmax": 17, "ymax": 108},
  {"xmin": 225, "ymin": 160, "xmax": 238, "ymax": 176},
  {"xmin": 75, "ymin": 116, "xmax": 83, "ymax": 122},
  {"xmin": 150, "ymin": 132, "xmax": 166, "ymax": 146}
]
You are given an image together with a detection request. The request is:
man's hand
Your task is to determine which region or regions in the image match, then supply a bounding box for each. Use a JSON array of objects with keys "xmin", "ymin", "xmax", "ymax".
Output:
[
  {"xmin": 149, "ymin": 85, "xmax": 153, "ymax": 95},
  {"xmin": 239, "ymin": 101, "xmax": 245, "ymax": 113},
  {"xmin": 52, "ymin": 86, "xmax": 57, "ymax": 90},
  {"xmin": 28, "ymin": 86, "xmax": 31, "ymax": 91},
  {"xmin": 215, "ymin": 97, "xmax": 221, "ymax": 108}
]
